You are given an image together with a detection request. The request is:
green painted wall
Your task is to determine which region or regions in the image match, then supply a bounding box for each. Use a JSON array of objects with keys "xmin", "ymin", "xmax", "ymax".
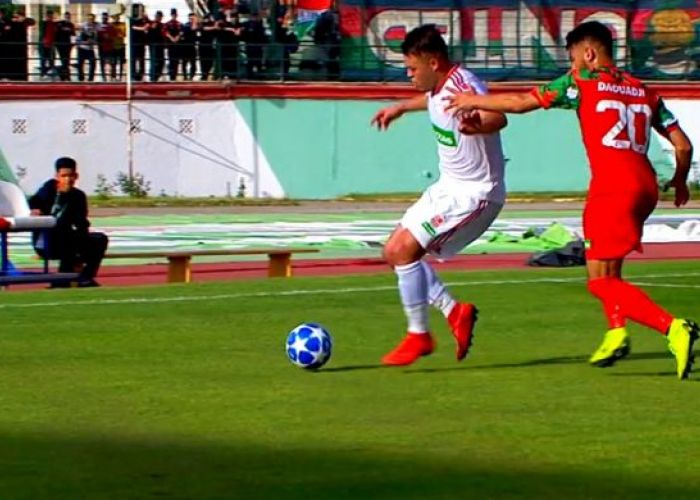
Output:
[{"xmin": 237, "ymin": 99, "xmax": 670, "ymax": 199}]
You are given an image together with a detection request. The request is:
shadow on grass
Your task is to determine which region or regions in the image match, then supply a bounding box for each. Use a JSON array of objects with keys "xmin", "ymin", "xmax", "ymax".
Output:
[
  {"xmin": 321, "ymin": 363, "xmax": 389, "ymax": 373},
  {"xmin": 403, "ymin": 351, "xmax": 671, "ymax": 374},
  {"xmin": 609, "ymin": 372, "xmax": 699, "ymax": 380},
  {"xmin": 403, "ymin": 355, "xmax": 587, "ymax": 374},
  {"xmin": 0, "ymin": 431, "xmax": 699, "ymax": 499}
]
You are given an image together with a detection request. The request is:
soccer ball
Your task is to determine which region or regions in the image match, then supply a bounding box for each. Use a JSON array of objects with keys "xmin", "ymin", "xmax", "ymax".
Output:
[{"xmin": 286, "ymin": 323, "xmax": 332, "ymax": 369}]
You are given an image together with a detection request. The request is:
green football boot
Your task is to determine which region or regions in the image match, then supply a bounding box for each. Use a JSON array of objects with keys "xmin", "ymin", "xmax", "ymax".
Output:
[
  {"xmin": 667, "ymin": 319, "xmax": 699, "ymax": 380},
  {"xmin": 589, "ymin": 327, "xmax": 631, "ymax": 368}
]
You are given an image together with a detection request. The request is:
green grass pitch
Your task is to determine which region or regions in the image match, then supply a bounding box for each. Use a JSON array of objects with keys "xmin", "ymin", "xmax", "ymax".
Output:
[{"xmin": 1, "ymin": 260, "xmax": 699, "ymax": 499}]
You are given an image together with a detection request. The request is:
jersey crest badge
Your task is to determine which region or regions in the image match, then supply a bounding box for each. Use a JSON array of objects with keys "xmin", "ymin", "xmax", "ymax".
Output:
[{"xmin": 430, "ymin": 214, "xmax": 445, "ymax": 227}]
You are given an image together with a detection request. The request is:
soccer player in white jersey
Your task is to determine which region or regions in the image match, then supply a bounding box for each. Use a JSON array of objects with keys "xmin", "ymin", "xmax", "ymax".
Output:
[{"xmin": 371, "ymin": 25, "xmax": 508, "ymax": 366}]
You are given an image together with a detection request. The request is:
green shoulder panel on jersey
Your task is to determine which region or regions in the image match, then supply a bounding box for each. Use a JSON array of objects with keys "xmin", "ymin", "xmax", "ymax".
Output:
[
  {"xmin": 536, "ymin": 72, "xmax": 582, "ymax": 110},
  {"xmin": 432, "ymin": 124, "xmax": 457, "ymax": 147},
  {"xmin": 656, "ymin": 97, "xmax": 678, "ymax": 130}
]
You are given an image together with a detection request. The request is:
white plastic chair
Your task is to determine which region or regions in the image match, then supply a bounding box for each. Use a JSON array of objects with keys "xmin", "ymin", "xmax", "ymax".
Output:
[{"xmin": 0, "ymin": 180, "xmax": 55, "ymax": 229}]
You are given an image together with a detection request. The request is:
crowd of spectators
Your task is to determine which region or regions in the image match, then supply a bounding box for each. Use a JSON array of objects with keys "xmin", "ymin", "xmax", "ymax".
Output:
[{"xmin": 0, "ymin": 1, "xmax": 340, "ymax": 82}]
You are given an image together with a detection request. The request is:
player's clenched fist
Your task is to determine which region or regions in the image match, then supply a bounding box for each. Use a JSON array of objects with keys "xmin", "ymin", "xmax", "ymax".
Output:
[
  {"xmin": 664, "ymin": 175, "xmax": 691, "ymax": 207},
  {"xmin": 457, "ymin": 110, "xmax": 482, "ymax": 135}
]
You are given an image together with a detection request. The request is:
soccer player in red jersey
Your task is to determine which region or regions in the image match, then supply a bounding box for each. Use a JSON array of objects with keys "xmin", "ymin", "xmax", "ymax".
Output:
[{"xmin": 444, "ymin": 21, "xmax": 698, "ymax": 379}]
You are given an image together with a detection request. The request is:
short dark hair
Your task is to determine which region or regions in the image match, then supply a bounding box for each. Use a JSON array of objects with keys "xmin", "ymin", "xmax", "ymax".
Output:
[
  {"xmin": 565, "ymin": 21, "xmax": 613, "ymax": 56},
  {"xmin": 401, "ymin": 24, "xmax": 449, "ymax": 59},
  {"xmin": 55, "ymin": 157, "xmax": 77, "ymax": 171}
]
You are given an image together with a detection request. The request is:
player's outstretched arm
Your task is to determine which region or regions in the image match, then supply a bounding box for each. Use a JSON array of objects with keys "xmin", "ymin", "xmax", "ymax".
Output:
[
  {"xmin": 660, "ymin": 126, "xmax": 694, "ymax": 207},
  {"xmin": 371, "ymin": 94, "xmax": 427, "ymax": 131},
  {"xmin": 444, "ymin": 92, "xmax": 541, "ymax": 114}
]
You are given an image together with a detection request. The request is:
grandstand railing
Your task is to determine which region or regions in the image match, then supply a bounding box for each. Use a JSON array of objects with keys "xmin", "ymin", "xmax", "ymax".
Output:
[{"xmin": 1, "ymin": 38, "xmax": 699, "ymax": 83}]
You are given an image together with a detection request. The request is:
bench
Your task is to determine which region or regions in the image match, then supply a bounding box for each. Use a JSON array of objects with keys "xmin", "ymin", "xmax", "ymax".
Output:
[
  {"xmin": 0, "ymin": 272, "xmax": 80, "ymax": 287},
  {"xmin": 105, "ymin": 248, "xmax": 320, "ymax": 283}
]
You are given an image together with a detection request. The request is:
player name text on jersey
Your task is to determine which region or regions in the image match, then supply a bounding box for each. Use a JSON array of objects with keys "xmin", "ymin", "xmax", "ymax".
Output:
[{"xmin": 597, "ymin": 81, "xmax": 645, "ymax": 97}]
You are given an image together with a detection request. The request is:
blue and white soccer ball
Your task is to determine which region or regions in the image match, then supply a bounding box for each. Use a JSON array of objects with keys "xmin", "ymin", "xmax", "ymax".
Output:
[{"xmin": 286, "ymin": 323, "xmax": 332, "ymax": 369}]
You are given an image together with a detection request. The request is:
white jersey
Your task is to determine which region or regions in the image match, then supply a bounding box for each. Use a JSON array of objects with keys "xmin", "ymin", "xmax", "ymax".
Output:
[{"xmin": 427, "ymin": 66, "xmax": 506, "ymax": 203}]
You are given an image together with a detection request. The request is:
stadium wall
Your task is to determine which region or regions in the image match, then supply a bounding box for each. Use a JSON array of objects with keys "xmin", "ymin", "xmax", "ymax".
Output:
[{"xmin": 0, "ymin": 85, "xmax": 698, "ymax": 199}]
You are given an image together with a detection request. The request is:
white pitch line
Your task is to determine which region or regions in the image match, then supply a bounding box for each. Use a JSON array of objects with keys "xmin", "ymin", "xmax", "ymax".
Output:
[
  {"xmin": 0, "ymin": 277, "xmax": 579, "ymax": 310},
  {"xmin": 629, "ymin": 282, "xmax": 700, "ymax": 289},
  {"xmin": 1, "ymin": 271, "xmax": 699, "ymax": 310}
]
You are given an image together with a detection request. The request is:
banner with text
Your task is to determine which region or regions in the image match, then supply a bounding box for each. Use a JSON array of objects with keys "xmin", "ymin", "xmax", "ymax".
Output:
[{"xmin": 339, "ymin": 0, "xmax": 700, "ymax": 80}]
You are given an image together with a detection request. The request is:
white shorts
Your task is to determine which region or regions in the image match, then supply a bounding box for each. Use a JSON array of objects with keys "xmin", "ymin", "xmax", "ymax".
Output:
[{"xmin": 401, "ymin": 183, "xmax": 503, "ymax": 259}]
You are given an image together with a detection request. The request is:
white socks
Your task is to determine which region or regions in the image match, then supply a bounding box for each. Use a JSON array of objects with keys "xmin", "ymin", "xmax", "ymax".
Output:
[
  {"xmin": 421, "ymin": 260, "xmax": 456, "ymax": 318},
  {"xmin": 395, "ymin": 260, "xmax": 457, "ymax": 333},
  {"xmin": 394, "ymin": 261, "xmax": 429, "ymax": 333}
]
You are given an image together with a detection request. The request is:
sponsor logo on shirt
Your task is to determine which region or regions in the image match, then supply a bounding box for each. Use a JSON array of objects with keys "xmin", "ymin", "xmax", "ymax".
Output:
[
  {"xmin": 422, "ymin": 221, "xmax": 437, "ymax": 236},
  {"xmin": 432, "ymin": 124, "xmax": 457, "ymax": 147}
]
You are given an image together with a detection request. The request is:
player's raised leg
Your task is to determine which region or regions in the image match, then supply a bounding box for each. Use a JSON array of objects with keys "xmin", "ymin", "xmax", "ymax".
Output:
[
  {"xmin": 381, "ymin": 226, "xmax": 435, "ymax": 366},
  {"xmin": 420, "ymin": 255, "xmax": 478, "ymax": 361},
  {"xmin": 667, "ymin": 319, "xmax": 699, "ymax": 380},
  {"xmin": 424, "ymin": 200, "xmax": 503, "ymax": 360},
  {"xmin": 587, "ymin": 257, "xmax": 698, "ymax": 378},
  {"xmin": 584, "ymin": 191, "xmax": 698, "ymax": 378}
]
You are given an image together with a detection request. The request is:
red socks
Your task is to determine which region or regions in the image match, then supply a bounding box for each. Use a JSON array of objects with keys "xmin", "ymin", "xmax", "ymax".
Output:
[{"xmin": 587, "ymin": 277, "xmax": 673, "ymax": 334}]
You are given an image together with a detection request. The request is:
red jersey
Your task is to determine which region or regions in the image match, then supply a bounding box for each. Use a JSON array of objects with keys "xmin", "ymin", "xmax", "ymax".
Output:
[{"xmin": 531, "ymin": 66, "xmax": 679, "ymax": 195}]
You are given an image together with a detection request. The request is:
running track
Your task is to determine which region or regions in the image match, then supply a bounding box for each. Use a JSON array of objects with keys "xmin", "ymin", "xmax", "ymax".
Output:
[
  {"xmin": 72, "ymin": 242, "xmax": 700, "ymax": 288},
  {"xmin": 5, "ymin": 199, "xmax": 700, "ymax": 290}
]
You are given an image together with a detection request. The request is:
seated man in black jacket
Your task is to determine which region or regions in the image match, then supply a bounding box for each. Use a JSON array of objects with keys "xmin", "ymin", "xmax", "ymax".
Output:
[{"xmin": 28, "ymin": 157, "xmax": 108, "ymax": 287}]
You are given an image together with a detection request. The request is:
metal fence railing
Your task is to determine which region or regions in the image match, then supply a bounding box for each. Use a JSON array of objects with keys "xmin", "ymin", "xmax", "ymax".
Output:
[
  {"xmin": 5, "ymin": 42, "xmax": 700, "ymax": 83},
  {"xmin": 4, "ymin": 1, "xmax": 700, "ymax": 84},
  {"xmin": 3, "ymin": 36, "xmax": 700, "ymax": 84},
  {"xmin": 0, "ymin": 41, "xmax": 339, "ymax": 83}
]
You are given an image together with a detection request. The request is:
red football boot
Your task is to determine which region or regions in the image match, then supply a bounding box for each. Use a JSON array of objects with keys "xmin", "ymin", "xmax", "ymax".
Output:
[
  {"xmin": 381, "ymin": 332, "xmax": 435, "ymax": 366},
  {"xmin": 448, "ymin": 303, "xmax": 478, "ymax": 361}
]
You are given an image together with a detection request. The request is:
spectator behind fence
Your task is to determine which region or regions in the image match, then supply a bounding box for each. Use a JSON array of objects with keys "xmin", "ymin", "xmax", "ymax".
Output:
[
  {"xmin": 272, "ymin": 9, "xmax": 299, "ymax": 79},
  {"xmin": 7, "ymin": 9, "xmax": 36, "ymax": 81},
  {"xmin": 76, "ymin": 14, "xmax": 98, "ymax": 82},
  {"xmin": 0, "ymin": 10, "xmax": 10, "ymax": 80},
  {"xmin": 28, "ymin": 157, "xmax": 109, "ymax": 288},
  {"xmin": 148, "ymin": 10, "xmax": 166, "ymax": 81},
  {"xmin": 130, "ymin": 5, "xmax": 148, "ymax": 81},
  {"xmin": 181, "ymin": 12, "xmax": 199, "ymax": 81},
  {"xmin": 39, "ymin": 10, "xmax": 57, "ymax": 79},
  {"xmin": 112, "ymin": 14, "xmax": 126, "ymax": 80},
  {"xmin": 199, "ymin": 13, "xmax": 217, "ymax": 80},
  {"xmin": 55, "ymin": 12, "xmax": 75, "ymax": 81},
  {"xmin": 219, "ymin": 11, "xmax": 243, "ymax": 79},
  {"xmin": 97, "ymin": 11, "xmax": 116, "ymax": 81},
  {"xmin": 164, "ymin": 8, "xmax": 183, "ymax": 81},
  {"xmin": 243, "ymin": 10, "xmax": 268, "ymax": 78},
  {"xmin": 313, "ymin": 5, "xmax": 341, "ymax": 80}
]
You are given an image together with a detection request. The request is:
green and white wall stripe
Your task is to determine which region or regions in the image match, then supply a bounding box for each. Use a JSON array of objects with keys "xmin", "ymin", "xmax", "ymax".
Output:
[{"xmin": 0, "ymin": 99, "xmax": 695, "ymax": 199}]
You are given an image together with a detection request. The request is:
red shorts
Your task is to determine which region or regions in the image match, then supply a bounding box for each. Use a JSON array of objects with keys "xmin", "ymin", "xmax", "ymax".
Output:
[{"xmin": 583, "ymin": 189, "xmax": 658, "ymax": 260}]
